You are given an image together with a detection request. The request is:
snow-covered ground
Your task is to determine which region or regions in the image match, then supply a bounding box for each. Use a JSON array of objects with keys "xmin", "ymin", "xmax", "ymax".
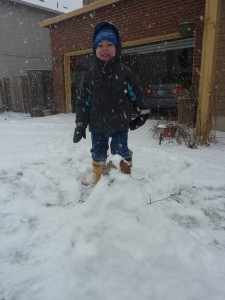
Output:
[{"xmin": 0, "ymin": 112, "xmax": 225, "ymax": 300}]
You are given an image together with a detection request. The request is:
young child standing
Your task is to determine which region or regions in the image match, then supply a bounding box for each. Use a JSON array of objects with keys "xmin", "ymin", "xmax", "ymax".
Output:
[{"xmin": 73, "ymin": 22, "xmax": 149, "ymax": 185}]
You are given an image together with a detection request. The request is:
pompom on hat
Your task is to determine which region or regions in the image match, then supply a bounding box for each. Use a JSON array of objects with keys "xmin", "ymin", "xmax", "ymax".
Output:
[{"xmin": 93, "ymin": 22, "xmax": 119, "ymax": 50}]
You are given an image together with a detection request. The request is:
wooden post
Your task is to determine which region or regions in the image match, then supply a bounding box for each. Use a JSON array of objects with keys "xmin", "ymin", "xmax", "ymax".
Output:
[
  {"xmin": 64, "ymin": 54, "xmax": 72, "ymax": 113},
  {"xmin": 196, "ymin": 0, "xmax": 221, "ymax": 138}
]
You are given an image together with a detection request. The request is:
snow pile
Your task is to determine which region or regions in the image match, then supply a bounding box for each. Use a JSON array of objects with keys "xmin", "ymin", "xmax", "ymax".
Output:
[{"xmin": 0, "ymin": 112, "xmax": 225, "ymax": 300}]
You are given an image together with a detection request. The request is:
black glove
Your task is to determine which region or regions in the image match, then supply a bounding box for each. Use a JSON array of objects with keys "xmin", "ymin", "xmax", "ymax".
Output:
[
  {"xmin": 129, "ymin": 112, "xmax": 149, "ymax": 131},
  {"xmin": 73, "ymin": 126, "xmax": 86, "ymax": 143}
]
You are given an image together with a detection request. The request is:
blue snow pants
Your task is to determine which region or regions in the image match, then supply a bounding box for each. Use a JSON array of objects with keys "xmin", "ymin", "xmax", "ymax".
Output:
[{"xmin": 91, "ymin": 130, "xmax": 132, "ymax": 162}]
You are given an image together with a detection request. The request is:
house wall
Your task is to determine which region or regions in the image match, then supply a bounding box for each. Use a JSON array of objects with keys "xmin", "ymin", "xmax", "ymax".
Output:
[
  {"xmin": 48, "ymin": 0, "xmax": 205, "ymax": 114},
  {"xmin": 0, "ymin": 0, "xmax": 58, "ymax": 78},
  {"xmin": 213, "ymin": 0, "xmax": 225, "ymax": 131}
]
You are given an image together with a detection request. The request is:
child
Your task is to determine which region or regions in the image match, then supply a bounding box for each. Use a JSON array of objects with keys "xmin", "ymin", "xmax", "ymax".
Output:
[{"xmin": 73, "ymin": 21, "xmax": 149, "ymax": 185}]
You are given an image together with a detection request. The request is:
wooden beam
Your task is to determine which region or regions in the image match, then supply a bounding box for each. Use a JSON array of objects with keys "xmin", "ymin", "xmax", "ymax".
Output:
[
  {"xmin": 64, "ymin": 32, "xmax": 181, "ymax": 57},
  {"xmin": 64, "ymin": 55, "xmax": 71, "ymax": 113},
  {"xmin": 63, "ymin": 32, "xmax": 182, "ymax": 113},
  {"xmin": 196, "ymin": 0, "xmax": 221, "ymax": 137}
]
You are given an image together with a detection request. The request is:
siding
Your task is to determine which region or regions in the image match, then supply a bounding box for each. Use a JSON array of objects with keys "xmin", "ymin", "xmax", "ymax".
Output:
[{"xmin": 0, "ymin": 0, "xmax": 59, "ymax": 78}]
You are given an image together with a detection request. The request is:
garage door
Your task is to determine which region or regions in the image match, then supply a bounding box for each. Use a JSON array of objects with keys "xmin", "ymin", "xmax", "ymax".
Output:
[
  {"xmin": 121, "ymin": 37, "xmax": 195, "ymax": 110},
  {"xmin": 121, "ymin": 37, "xmax": 195, "ymax": 86}
]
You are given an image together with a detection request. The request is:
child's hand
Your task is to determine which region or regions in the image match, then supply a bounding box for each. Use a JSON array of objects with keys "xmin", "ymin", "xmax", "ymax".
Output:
[
  {"xmin": 73, "ymin": 126, "xmax": 86, "ymax": 143},
  {"xmin": 129, "ymin": 111, "xmax": 149, "ymax": 130}
]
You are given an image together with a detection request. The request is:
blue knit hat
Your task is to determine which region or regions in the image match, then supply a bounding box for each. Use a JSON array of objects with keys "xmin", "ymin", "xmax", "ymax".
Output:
[{"xmin": 93, "ymin": 27, "xmax": 118, "ymax": 50}]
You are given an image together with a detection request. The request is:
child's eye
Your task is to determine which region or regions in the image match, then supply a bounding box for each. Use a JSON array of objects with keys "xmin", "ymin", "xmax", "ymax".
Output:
[{"xmin": 97, "ymin": 43, "xmax": 114, "ymax": 48}]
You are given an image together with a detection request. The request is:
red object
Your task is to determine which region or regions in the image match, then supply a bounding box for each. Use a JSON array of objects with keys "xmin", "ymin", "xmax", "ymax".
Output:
[
  {"xmin": 70, "ymin": 58, "xmax": 76, "ymax": 71},
  {"xmin": 144, "ymin": 86, "xmax": 152, "ymax": 94},
  {"xmin": 163, "ymin": 124, "xmax": 177, "ymax": 137},
  {"xmin": 171, "ymin": 85, "xmax": 185, "ymax": 94},
  {"xmin": 42, "ymin": 109, "xmax": 54, "ymax": 117}
]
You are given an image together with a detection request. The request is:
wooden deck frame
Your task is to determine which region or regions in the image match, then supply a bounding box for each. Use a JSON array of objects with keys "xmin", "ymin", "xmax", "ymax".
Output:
[
  {"xmin": 196, "ymin": 0, "xmax": 221, "ymax": 137},
  {"xmin": 64, "ymin": 32, "xmax": 181, "ymax": 113}
]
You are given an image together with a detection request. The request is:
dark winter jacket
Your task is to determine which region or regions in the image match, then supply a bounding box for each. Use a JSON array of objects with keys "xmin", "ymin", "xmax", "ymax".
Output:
[{"xmin": 75, "ymin": 22, "xmax": 148, "ymax": 133}]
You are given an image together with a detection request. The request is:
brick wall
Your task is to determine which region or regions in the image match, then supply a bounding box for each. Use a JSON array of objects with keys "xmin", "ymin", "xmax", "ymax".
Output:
[
  {"xmin": 49, "ymin": 0, "xmax": 205, "ymax": 113},
  {"xmin": 214, "ymin": 0, "xmax": 225, "ymax": 129}
]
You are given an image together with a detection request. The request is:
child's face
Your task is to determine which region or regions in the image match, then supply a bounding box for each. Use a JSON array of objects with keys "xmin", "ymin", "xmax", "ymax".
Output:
[{"xmin": 95, "ymin": 40, "xmax": 116, "ymax": 61}]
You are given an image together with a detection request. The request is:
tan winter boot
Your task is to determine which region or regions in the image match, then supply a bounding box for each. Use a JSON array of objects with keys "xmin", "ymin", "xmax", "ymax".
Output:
[
  {"xmin": 120, "ymin": 159, "xmax": 132, "ymax": 174},
  {"xmin": 82, "ymin": 160, "xmax": 105, "ymax": 186},
  {"xmin": 92, "ymin": 160, "xmax": 105, "ymax": 183}
]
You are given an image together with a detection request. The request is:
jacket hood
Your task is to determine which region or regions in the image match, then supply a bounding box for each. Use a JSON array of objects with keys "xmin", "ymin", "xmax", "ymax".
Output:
[{"xmin": 92, "ymin": 21, "xmax": 122, "ymax": 58}]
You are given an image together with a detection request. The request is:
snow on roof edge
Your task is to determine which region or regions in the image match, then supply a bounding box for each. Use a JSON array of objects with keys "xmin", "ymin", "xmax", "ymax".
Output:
[{"xmin": 7, "ymin": 0, "xmax": 62, "ymax": 15}]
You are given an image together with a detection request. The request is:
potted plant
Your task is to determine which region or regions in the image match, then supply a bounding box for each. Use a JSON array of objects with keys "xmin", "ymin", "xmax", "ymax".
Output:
[{"xmin": 42, "ymin": 105, "xmax": 55, "ymax": 117}]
